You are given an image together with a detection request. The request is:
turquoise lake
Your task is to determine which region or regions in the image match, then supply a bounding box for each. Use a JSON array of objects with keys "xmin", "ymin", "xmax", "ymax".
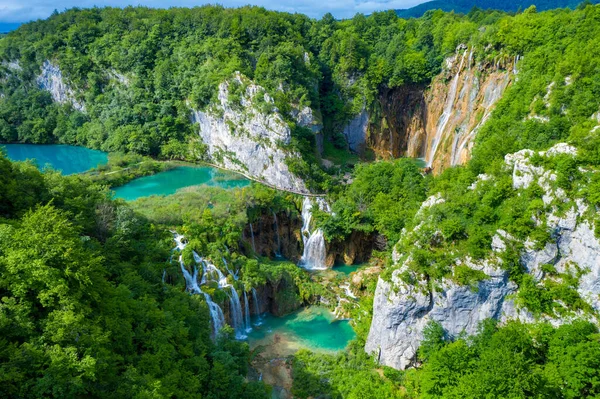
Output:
[
  {"xmin": 113, "ymin": 166, "xmax": 250, "ymax": 201},
  {"xmin": 247, "ymin": 307, "xmax": 355, "ymax": 356},
  {"xmin": 1, "ymin": 144, "xmax": 108, "ymax": 175}
]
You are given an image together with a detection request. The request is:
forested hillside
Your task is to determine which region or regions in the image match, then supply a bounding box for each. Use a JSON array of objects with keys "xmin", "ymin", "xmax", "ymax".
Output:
[
  {"xmin": 2, "ymin": 4, "xmax": 600, "ymax": 190},
  {"xmin": 1, "ymin": 3, "xmax": 600, "ymax": 398},
  {"xmin": 395, "ymin": 0, "xmax": 600, "ymax": 18}
]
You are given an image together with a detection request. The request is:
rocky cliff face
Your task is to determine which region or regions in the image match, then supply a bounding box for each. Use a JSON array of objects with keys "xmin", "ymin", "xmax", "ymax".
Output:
[
  {"xmin": 365, "ymin": 143, "xmax": 600, "ymax": 370},
  {"xmin": 345, "ymin": 47, "xmax": 517, "ymax": 173},
  {"xmin": 37, "ymin": 60, "xmax": 86, "ymax": 112},
  {"xmin": 242, "ymin": 208, "xmax": 374, "ymax": 267},
  {"xmin": 243, "ymin": 211, "xmax": 303, "ymax": 260},
  {"xmin": 192, "ymin": 73, "xmax": 311, "ymax": 193},
  {"xmin": 326, "ymin": 231, "xmax": 375, "ymax": 267}
]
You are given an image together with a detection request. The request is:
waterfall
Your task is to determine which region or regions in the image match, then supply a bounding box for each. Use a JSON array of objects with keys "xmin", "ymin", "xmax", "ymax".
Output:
[
  {"xmin": 203, "ymin": 291, "xmax": 226, "ymax": 337},
  {"xmin": 427, "ymin": 50, "xmax": 467, "ymax": 167},
  {"xmin": 467, "ymin": 48, "xmax": 474, "ymax": 69},
  {"xmin": 243, "ymin": 290, "xmax": 252, "ymax": 333},
  {"xmin": 273, "ymin": 211, "xmax": 282, "ymax": 257},
  {"xmin": 223, "ymin": 257, "xmax": 238, "ymax": 280},
  {"xmin": 340, "ymin": 282, "xmax": 357, "ymax": 299},
  {"xmin": 203, "ymin": 260, "xmax": 228, "ymax": 287},
  {"xmin": 179, "ymin": 255, "xmax": 201, "ymax": 294},
  {"xmin": 299, "ymin": 197, "xmax": 328, "ymax": 270},
  {"xmin": 229, "ymin": 286, "xmax": 246, "ymax": 339},
  {"xmin": 249, "ymin": 223, "xmax": 257, "ymax": 253},
  {"xmin": 173, "ymin": 233, "xmax": 225, "ymax": 338},
  {"xmin": 252, "ymin": 288, "xmax": 262, "ymax": 325}
]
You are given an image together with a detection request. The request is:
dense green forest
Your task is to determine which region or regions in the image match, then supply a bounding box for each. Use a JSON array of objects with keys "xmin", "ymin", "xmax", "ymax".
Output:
[
  {"xmin": 0, "ymin": 154, "xmax": 272, "ymax": 398},
  {"xmin": 2, "ymin": 4, "xmax": 600, "ymax": 187},
  {"xmin": 1, "ymin": 3, "xmax": 600, "ymax": 398}
]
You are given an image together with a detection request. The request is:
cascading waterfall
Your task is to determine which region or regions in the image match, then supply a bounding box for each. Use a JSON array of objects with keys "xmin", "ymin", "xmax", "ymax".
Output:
[
  {"xmin": 299, "ymin": 197, "xmax": 328, "ymax": 270},
  {"xmin": 427, "ymin": 50, "xmax": 467, "ymax": 167},
  {"xmin": 203, "ymin": 260, "xmax": 228, "ymax": 287},
  {"xmin": 223, "ymin": 257, "xmax": 239, "ymax": 280},
  {"xmin": 252, "ymin": 288, "xmax": 262, "ymax": 325},
  {"xmin": 243, "ymin": 290, "xmax": 252, "ymax": 332},
  {"xmin": 273, "ymin": 211, "xmax": 282, "ymax": 257},
  {"xmin": 173, "ymin": 232, "xmax": 227, "ymax": 338},
  {"xmin": 203, "ymin": 292, "xmax": 226, "ymax": 337},
  {"xmin": 179, "ymin": 255, "xmax": 201, "ymax": 294},
  {"xmin": 229, "ymin": 286, "xmax": 246, "ymax": 339},
  {"xmin": 249, "ymin": 223, "xmax": 257, "ymax": 253}
]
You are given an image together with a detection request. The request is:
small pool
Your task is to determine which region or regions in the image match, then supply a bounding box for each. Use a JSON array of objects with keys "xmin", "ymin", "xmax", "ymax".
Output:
[
  {"xmin": 332, "ymin": 264, "xmax": 362, "ymax": 276},
  {"xmin": 2, "ymin": 144, "xmax": 108, "ymax": 175},
  {"xmin": 113, "ymin": 166, "xmax": 250, "ymax": 201},
  {"xmin": 247, "ymin": 307, "xmax": 355, "ymax": 357}
]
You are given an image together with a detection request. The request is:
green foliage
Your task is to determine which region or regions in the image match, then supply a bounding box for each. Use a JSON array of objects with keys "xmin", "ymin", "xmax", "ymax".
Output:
[
  {"xmin": 405, "ymin": 320, "xmax": 600, "ymax": 399},
  {"xmin": 0, "ymin": 154, "xmax": 268, "ymax": 398},
  {"xmin": 292, "ymin": 346, "xmax": 404, "ymax": 399},
  {"xmin": 319, "ymin": 158, "xmax": 427, "ymax": 243}
]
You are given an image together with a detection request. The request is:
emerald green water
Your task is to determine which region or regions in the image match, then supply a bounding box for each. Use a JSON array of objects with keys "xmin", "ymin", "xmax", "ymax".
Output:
[
  {"xmin": 113, "ymin": 166, "xmax": 250, "ymax": 201},
  {"xmin": 1, "ymin": 144, "xmax": 108, "ymax": 175},
  {"xmin": 247, "ymin": 307, "xmax": 355, "ymax": 355},
  {"xmin": 333, "ymin": 264, "xmax": 362, "ymax": 276}
]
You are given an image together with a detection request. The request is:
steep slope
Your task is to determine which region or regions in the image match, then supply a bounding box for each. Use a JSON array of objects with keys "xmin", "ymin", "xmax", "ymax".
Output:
[
  {"xmin": 365, "ymin": 143, "xmax": 600, "ymax": 369},
  {"xmin": 191, "ymin": 73, "xmax": 310, "ymax": 193},
  {"xmin": 344, "ymin": 46, "xmax": 516, "ymax": 172}
]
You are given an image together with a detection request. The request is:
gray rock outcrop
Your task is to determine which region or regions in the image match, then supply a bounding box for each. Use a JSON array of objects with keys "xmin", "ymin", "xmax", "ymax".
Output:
[
  {"xmin": 343, "ymin": 108, "xmax": 368, "ymax": 153},
  {"xmin": 36, "ymin": 60, "xmax": 85, "ymax": 112},
  {"xmin": 366, "ymin": 143, "xmax": 600, "ymax": 370},
  {"xmin": 191, "ymin": 73, "xmax": 309, "ymax": 193}
]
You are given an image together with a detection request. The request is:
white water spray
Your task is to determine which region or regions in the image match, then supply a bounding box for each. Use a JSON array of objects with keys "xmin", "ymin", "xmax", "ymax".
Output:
[
  {"xmin": 252, "ymin": 287, "xmax": 262, "ymax": 325},
  {"xmin": 299, "ymin": 197, "xmax": 329, "ymax": 270},
  {"xmin": 173, "ymin": 232, "xmax": 227, "ymax": 338},
  {"xmin": 249, "ymin": 223, "xmax": 257, "ymax": 253}
]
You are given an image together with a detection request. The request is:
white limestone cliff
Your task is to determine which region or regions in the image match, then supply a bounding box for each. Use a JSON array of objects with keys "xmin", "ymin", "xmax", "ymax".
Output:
[
  {"xmin": 36, "ymin": 60, "xmax": 85, "ymax": 112},
  {"xmin": 366, "ymin": 143, "xmax": 600, "ymax": 370},
  {"xmin": 191, "ymin": 73, "xmax": 309, "ymax": 193}
]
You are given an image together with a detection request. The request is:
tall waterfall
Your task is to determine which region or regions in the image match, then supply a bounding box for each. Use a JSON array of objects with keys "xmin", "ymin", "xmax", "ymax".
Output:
[
  {"xmin": 273, "ymin": 211, "xmax": 282, "ymax": 257},
  {"xmin": 299, "ymin": 197, "xmax": 328, "ymax": 270},
  {"xmin": 243, "ymin": 290, "xmax": 252, "ymax": 332},
  {"xmin": 252, "ymin": 288, "xmax": 262, "ymax": 325},
  {"xmin": 179, "ymin": 255, "xmax": 201, "ymax": 294},
  {"xmin": 229, "ymin": 286, "xmax": 246, "ymax": 339},
  {"xmin": 427, "ymin": 50, "xmax": 467, "ymax": 167},
  {"xmin": 249, "ymin": 223, "xmax": 257, "ymax": 253}
]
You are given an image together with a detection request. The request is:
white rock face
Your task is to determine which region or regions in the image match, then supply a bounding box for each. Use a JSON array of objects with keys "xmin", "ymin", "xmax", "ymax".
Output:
[
  {"xmin": 36, "ymin": 60, "xmax": 85, "ymax": 112},
  {"xmin": 365, "ymin": 258, "xmax": 517, "ymax": 370},
  {"xmin": 366, "ymin": 143, "xmax": 600, "ymax": 370},
  {"xmin": 343, "ymin": 108, "xmax": 368, "ymax": 153},
  {"xmin": 191, "ymin": 73, "xmax": 308, "ymax": 193}
]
